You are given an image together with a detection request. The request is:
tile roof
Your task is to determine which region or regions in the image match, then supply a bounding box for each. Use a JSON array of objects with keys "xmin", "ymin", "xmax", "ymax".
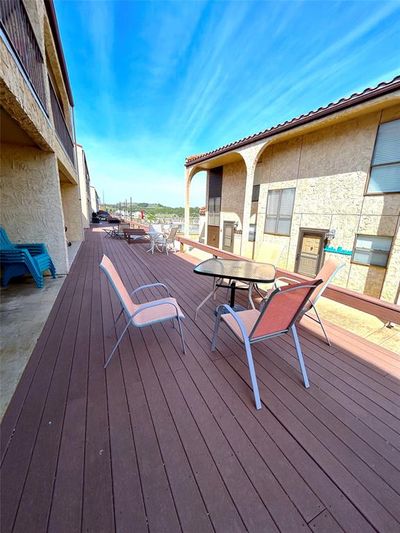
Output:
[{"xmin": 185, "ymin": 75, "xmax": 400, "ymax": 167}]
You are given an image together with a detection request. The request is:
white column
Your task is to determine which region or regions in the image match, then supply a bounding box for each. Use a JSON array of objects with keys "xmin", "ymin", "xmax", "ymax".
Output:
[
  {"xmin": 238, "ymin": 148, "xmax": 257, "ymax": 256},
  {"xmin": 184, "ymin": 168, "xmax": 191, "ymax": 237}
]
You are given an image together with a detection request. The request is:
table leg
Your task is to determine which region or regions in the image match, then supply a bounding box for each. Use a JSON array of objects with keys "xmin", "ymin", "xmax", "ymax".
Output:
[
  {"xmin": 195, "ymin": 277, "xmax": 219, "ymax": 319},
  {"xmin": 230, "ymin": 281, "xmax": 236, "ymax": 307}
]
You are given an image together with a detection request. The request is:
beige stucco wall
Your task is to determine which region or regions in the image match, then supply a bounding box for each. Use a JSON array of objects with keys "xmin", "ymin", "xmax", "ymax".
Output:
[
  {"xmin": 214, "ymin": 105, "xmax": 400, "ymax": 302},
  {"xmin": 60, "ymin": 180, "xmax": 84, "ymax": 243},
  {"xmin": 220, "ymin": 160, "xmax": 247, "ymax": 254},
  {"xmin": 76, "ymin": 146, "xmax": 91, "ymax": 228},
  {"xmin": 0, "ymin": 144, "xmax": 69, "ymax": 274}
]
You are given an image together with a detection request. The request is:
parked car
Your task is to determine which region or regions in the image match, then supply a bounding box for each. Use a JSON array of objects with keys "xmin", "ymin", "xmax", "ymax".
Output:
[{"xmin": 97, "ymin": 210, "xmax": 110, "ymax": 221}]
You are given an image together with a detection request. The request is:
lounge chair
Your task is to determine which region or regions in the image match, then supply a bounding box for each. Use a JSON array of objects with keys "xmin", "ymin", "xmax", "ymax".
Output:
[
  {"xmin": 268, "ymin": 259, "xmax": 345, "ymax": 346},
  {"xmin": 211, "ymin": 279, "xmax": 322, "ymax": 409},
  {"xmin": 100, "ymin": 255, "xmax": 185, "ymax": 368},
  {"xmin": 0, "ymin": 226, "xmax": 56, "ymax": 288}
]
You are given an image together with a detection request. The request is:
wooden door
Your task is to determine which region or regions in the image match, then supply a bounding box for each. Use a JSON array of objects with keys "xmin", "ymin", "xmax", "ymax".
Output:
[
  {"xmin": 222, "ymin": 221, "xmax": 235, "ymax": 252},
  {"xmin": 295, "ymin": 229, "xmax": 327, "ymax": 277},
  {"xmin": 207, "ymin": 226, "xmax": 219, "ymax": 248}
]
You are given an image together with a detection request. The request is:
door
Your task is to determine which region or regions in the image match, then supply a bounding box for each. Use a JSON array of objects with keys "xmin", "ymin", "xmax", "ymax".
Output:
[
  {"xmin": 223, "ymin": 221, "xmax": 235, "ymax": 252},
  {"xmin": 295, "ymin": 229, "xmax": 327, "ymax": 277},
  {"xmin": 207, "ymin": 167, "xmax": 223, "ymax": 248}
]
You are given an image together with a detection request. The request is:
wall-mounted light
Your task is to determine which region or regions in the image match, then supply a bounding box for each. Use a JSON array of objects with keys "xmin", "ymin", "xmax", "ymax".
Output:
[{"xmin": 325, "ymin": 229, "xmax": 336, "ymax": 242}]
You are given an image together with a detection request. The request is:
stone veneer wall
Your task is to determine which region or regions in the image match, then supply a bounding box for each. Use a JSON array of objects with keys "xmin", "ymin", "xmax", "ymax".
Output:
[
  {"xmin": 0, "ymin": 143, "xmax": 69, "ymax": 274},
  {"xmin": 219, "ymin": 106, "xmax": 400, "ymax": 302}
]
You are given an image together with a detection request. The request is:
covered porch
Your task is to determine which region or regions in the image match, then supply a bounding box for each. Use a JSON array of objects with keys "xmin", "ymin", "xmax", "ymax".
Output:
[{"xmin": 1, "ymin": 228, "xmax": 399, "ymax": 532}]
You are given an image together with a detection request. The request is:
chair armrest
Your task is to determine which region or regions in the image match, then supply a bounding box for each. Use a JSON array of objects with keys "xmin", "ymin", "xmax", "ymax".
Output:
[
  {"xmin": 15, "ymin": 243, "xmax": 46, "ymax": 255},
  {"xmin": 275, "ymin": 276, "xmax": 300, "ymax": 286},
  {"xmin": 216, "ymin": 304, "xmax": 249, "ymax": 342},
  {"xmin": 130, "ymin": 282, "xmax": 171, "ymax": 299},
  {"xmin": 131, "ymin": 299, "xmax": 180, "ymax": 319}
]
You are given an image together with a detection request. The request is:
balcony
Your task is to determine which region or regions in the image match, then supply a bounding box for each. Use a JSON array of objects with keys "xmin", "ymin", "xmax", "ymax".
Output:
[
  {"xmin": 0, "ymin": 0, "xmax": 47, "ymax": 112},
  {"xmin": 49, "ymin": 79, "xmax": 75, "ymax": 165},
  {"xmin": 1, "ymin": 228, "xmax": 399, "ymax": 532}
]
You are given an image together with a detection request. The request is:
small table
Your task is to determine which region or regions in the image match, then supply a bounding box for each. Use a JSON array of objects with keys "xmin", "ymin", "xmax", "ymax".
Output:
[{"xmin": 193, "ymin": 258, "xmax": 275, "ymax": 317}]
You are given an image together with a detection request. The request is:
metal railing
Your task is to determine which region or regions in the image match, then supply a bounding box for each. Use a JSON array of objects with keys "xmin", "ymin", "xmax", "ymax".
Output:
[
  {"xmin": 0, "ymin": 0, "xmax": 47, "ymax": 111},
  {"xmin": 49, "ymin": 79, "xmax": 75, "ymax": 165}
]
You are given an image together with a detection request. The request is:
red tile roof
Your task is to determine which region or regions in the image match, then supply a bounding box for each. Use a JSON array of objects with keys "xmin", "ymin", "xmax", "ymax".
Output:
[{"xmin": 185, "ymin": 75, "xmax": 400, "ymax": 167}]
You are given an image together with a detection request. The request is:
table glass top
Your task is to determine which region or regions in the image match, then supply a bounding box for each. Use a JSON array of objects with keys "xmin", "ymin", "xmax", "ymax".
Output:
[{"xmin": 194, "ymin": 258, "xmax": 275, "ymax": 283}]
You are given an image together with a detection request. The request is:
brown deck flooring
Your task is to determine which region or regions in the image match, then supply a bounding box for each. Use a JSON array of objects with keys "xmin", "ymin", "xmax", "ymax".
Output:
[{"xmin": 1, "ymin": 228, "xmax": 400, "ymax": 533}]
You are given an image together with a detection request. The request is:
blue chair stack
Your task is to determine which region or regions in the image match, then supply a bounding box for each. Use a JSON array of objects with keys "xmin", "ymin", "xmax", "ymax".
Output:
[{"xmin": 0, "ymin": 226, "xmax": 56, "ymax": 288}]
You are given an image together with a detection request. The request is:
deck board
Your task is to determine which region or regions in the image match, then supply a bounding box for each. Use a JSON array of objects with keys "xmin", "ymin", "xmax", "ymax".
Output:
[{"xmin": 1, "ymin": 229, "xmax": 399, "ymax": 533}]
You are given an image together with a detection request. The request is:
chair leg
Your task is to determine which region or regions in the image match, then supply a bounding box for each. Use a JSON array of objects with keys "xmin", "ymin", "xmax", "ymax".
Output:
[
  {"xmin": 195, "ymin": 281, "xmax": 219, "ymax": 319},
  {"xmin": 104, "ymin": 319, "xmax": 131, "ymax": 369},
  {"xmin": 211, "ymin": 311, "xmax": 222, "ymax": 351},
  {"xmin": 177, "ymin": 317, "xmax": 186, "ymax": 354},
  {"xmin": 243, "ymin": 338, "xmax": 261, "ymax": 409},
  {"xmin": 248, "ymin": 283, "xmax": 256, "ymax": 309},
  {"xmin": 313, "ymin": 305, "xmax": 331, "ymax": 346},
  {"xmin": 291, "ymin": 324, "xmax": 310, "ymax": 388}
]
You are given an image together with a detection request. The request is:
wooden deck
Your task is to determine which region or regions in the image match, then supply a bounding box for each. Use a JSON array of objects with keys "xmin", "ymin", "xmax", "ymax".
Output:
[{"xmin": 1, "ymin": 228, "xmax": 400, "ymax": 533}]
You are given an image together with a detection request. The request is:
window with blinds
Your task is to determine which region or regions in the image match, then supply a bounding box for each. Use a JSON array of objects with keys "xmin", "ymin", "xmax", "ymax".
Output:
[
  {"xmin": 352, "ymin": 235, "xmax": 392, "ymax": 267},
  {"xmin": 264, "ymin": 188, "xmax": 295, "ymax": 236},
  {"xmin": 208, "ymin": 197, "xmax": 221, "ymax": 226},
  {"xmin": 368, "ymin": 119, "xmax": 400, "ymax": 193}
]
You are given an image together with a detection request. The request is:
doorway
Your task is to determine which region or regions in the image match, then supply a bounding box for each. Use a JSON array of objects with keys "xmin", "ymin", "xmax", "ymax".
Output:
[
  {"xmin": 222, "ymin": 221, "xmax": 235, "ymax": 252},
  {"xmin": 295, "ymin": 229, "xmax": 327, "ymax": 277}
]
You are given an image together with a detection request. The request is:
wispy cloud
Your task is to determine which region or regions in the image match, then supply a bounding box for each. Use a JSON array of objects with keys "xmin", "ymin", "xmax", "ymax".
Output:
[{"xmin": 55, "ymin": 0, "xmax": 400, "ymax": 205}]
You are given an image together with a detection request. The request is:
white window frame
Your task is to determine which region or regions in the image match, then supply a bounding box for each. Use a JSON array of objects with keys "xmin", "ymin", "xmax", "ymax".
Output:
[
  {"xmin": 367, "ymin": 119, "xmax": 400, "ymax": 194},
  {"xmin": 264, "ymin": 188, "xmax": 295, "ymax": 236},
  {"xmin": 352, "ymin": 234, "xmax": 392, "ymax": 268}
]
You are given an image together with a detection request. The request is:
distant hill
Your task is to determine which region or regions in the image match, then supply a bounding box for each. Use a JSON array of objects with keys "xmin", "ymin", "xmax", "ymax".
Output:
[{"xmin": 101, "ymin": 203, "xmax": 201, "ymax": 218}]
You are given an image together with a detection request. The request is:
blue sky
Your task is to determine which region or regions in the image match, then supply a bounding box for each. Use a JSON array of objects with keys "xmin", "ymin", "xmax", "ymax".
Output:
[{"xmin": 55, "ymin": 0, "xmax": 400, "ymax": 207}]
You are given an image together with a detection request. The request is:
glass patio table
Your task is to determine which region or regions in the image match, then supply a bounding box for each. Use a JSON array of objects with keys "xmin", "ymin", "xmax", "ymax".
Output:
[{"xmin": 193, "ymin": 257, "xmax": 276, "ymax": 317}]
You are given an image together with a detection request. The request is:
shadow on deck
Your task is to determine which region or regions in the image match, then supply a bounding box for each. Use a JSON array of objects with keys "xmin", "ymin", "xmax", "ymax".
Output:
[{"xmin": 1, "ymin": 228, "xmax": 399, "ymax": 532}]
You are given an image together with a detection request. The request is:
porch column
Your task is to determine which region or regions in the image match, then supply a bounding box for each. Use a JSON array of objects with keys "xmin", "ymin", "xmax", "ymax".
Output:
[
  {"xmin": 238, "ymin": 147, "xmax": 258, "ymax": 256},
  {"xmin": 184, "ymin": 168, "xmax": 191, "ymax": 237}
]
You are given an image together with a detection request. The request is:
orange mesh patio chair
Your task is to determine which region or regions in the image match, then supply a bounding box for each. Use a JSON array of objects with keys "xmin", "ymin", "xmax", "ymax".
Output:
[
  {"xmin": 211, "ymin": 279, "xmax": 322, "ymax": 409},
  {"xmin": 100, "ymin": 255, "xmax": 185, "ymax": 368},
  {"xmin": 269, "ymin": 259, "xmax": 344, "ymax": 345}
]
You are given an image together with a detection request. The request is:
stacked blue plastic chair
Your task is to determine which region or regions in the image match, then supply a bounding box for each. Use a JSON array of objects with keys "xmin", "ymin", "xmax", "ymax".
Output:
[{"xmin": 0, "ymin": 226, "xmax": 56, "ymax": 288}]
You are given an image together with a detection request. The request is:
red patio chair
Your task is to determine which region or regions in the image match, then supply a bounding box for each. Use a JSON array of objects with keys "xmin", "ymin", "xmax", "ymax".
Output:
[
  {"xmin": 211, "ymin": 279, "xmax": 322, "ymax": 409},
  {"xmin": 100, "ymin": 255, "xmax": 185, "ymax": 368}
]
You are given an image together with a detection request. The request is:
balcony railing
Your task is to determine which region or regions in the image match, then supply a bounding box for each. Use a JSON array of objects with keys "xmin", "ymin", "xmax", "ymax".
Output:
[
  {"xmin": 0, "ymin": 0, "xmax": 47, "ymax": 111},
  {"xmin": 49, "ymin": 79, "xmax": 75, "ymax": 165}
]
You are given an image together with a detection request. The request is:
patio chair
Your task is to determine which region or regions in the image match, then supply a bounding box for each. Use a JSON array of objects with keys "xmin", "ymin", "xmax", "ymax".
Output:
[
  {"xmin": 154, "ymin": 226, "xmax": 179, "ymax": 255},
  {"xmin": 268, "ymin": 259, "xmax": 345, "ymax": 346},
  {"xmin": 211, "ymin": 279, "xmax": 322, "ymax": 409},
  {"xmin": 0, "ymin": 226, "xmax": 56, "ymax": 288},
  {"xmin": 100, "ymin": 255, "xmax": 185, "ymax": 368}
]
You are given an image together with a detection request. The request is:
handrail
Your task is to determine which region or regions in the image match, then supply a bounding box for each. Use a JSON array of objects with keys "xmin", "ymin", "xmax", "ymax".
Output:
[
  {"xmin": 176, "ymin": 236, "xmax": 400, "ymax": 325},
  {"xmin": 49, "ymin": 78, "xmax": 75, "ymax": 165},
  {"xmin": 0, "ymin": 0, "xmax": 47, "ymax": 111}
]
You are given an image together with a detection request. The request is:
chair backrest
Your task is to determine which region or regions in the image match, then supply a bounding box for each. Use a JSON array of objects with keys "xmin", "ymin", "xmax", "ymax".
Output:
[
  {"xmin": 167, "ymin": 226, "xmax": 179, "ymax": 242},
  {"xmin": 0, "ymin": 226, "xmax": 14, "ymax": 249},
  {"xmin": 309, "ymin": 259, "xmax": 345, "ymax": 306},
  {"xmin": 250, "ymin": 279, "xmax": 322, "ymax": 340},
  {"xmin": 149, "ymin": 224, "xmax": 162, "ymax": 235},
  {"xmin": 255, "ymin": 243, "xmax": 286, "ymax": 266},
  {"xmin": 100, "ymin": 255, "xmax": 136, "ymax": 315}
]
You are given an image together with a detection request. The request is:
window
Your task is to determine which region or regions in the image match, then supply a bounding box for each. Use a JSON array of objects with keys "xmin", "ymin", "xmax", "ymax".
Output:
[
  {"xmin": 368, "ymin": 119, "xmax": 400, "ymax": 193},
  {"xmin": 208, "ymin": 196, "xmax": 220, "ymax": 226},
  {"xmin": 248, "ymin": 224, "xmax": 256, "ymax": 242},
  {"xmin": 252, "ymin": 185, "xmax": 260, "ymax": 202},
  {"xmin": 352, "ymin": 235, "xmax": 392, "ymax": 267},
  {"xmin": 264, "ymin": 188, "xmax": 295, "ymax": 236}
]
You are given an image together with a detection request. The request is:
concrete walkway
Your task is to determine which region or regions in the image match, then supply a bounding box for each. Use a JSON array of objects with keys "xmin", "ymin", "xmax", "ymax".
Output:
[{"xmin": 0, "ymin": 277, "xmax": 65, "ymax": 420}]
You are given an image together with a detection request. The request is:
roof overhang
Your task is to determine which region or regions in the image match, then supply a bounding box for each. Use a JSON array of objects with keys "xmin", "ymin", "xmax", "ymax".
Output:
[{"xmin": 186, "ymin": 77, "xmax": 400, "ymax": 168}]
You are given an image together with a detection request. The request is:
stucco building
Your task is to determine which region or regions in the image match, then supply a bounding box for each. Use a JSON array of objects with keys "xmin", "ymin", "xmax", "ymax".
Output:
[
  {"xmin": 90, "ymin": 185, "xmax": 100, "ymax": 214},
  {"xmin": 185, "ymin": 77, "xmax": 400, "ymax": 303},
  {"xmin": 0, "ymin": 0, "xmax": 83, "ymax": 274},
  {"xmin": 76, "ymin": 144, "xmax": 92, "ymax": 229}
]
